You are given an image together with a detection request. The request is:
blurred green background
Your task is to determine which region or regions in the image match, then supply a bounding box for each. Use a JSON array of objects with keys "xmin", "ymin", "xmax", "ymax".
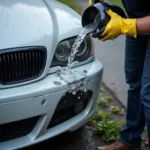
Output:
[
  {"xmin": 59, "ymin": 0, "xmax": 124, "ymax": 12},
  {"xmin": 59, "ymin": 0, "xmax": 79, "ymax": 12},
  {"xmin": 109, "ymin": 0, "xmax": 125, "ymax": 10},
  {"xmin": 109, "ymin": 0, "xmax": 123, "ymax": 7}
]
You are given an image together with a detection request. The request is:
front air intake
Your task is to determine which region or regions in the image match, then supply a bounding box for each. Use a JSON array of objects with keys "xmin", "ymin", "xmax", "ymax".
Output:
[{"xmin": 0, "ymin": 46, "xmax": 47, "ymax": 84}]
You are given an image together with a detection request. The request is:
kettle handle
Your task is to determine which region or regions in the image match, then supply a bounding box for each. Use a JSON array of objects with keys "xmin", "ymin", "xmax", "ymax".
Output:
[{"xmin": 102, "ymin": 2, "xmax": 126, "ymax": 18}]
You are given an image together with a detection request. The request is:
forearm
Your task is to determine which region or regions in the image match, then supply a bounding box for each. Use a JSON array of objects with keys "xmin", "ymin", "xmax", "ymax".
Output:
[{"xmin": 136, "ymin": 16, "xmax": 150, "ymax": 35}]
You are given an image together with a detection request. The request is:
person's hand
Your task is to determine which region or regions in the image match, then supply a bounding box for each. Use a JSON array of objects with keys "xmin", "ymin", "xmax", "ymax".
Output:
[
  {"xmin": 92, "ymin": 9, "xmax": 137, "ymax": 41},
  {"xmin": 89, "ymin": 0, "xmax": 103, "ymax": 5}
]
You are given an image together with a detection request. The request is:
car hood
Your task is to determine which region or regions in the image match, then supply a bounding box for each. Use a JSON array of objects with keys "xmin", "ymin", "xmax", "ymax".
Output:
[{"xmin": 0, "ymin": 0, "xmax": 82, "ymax": 56}]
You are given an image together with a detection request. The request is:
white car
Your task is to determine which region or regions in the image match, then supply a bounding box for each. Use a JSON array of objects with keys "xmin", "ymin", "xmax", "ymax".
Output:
[{"xmin": 0, "ymin": 0, "xmax": 103, "ymax": 149}]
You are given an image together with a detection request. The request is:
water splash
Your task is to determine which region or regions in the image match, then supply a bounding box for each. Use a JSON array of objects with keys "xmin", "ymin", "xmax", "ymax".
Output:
[
  {"xmin": 56, "ymin": 22, "xmax": 97, "ymax": 92},
  {"xmin": 67, "ymin": 22, "xmax": 97, "ymax": 69}
]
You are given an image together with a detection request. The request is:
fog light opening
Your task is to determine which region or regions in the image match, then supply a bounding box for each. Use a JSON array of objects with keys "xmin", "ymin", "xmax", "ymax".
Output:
[{"xmin": 73, "ymin": 101, "xmax": 86, "ymax": 114}]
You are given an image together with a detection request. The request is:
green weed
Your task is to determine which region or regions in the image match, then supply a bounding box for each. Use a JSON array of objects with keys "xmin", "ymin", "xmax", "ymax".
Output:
[
  {"xmin": 100, "ymin": 88, "xmax": 104, "ymax": 93},
  {"xmin": 89, "ymin": 110, "xmax": 125, "ymax": 143},
  {"xmin": 97, "ymin": 96, "xmax": 112, "ymax": 107},
  {"xmin": 109, "ymin": 105, "xmax": 125, "ymax": 115}
]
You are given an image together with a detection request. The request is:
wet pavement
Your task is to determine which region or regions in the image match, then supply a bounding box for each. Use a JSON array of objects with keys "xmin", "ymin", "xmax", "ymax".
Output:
[{"xmin": 24, "ymin": 125, "xmax": 105, "ymax": 150}]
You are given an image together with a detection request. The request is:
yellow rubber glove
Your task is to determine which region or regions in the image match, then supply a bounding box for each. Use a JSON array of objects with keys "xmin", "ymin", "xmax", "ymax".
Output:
[
  {"xmin": 99, "ymin": 9, "xmax": 137, "ymax": 41},
  {"xmin": 89, "ymin": 0, "xmax": 92, "ymax": 5},
  {"xmin": 89, "ymin": 0, "xmax": 103, "ymax": 5}
]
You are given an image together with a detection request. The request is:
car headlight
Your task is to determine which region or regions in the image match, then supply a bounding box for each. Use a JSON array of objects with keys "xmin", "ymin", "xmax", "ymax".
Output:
[
  {"xmin": 50, "ymin": 35, "xmax": 93, "ymax": 67},
  {"xmin": 55, "ymin": 41, "xmax": 71, "ymax": 62}
]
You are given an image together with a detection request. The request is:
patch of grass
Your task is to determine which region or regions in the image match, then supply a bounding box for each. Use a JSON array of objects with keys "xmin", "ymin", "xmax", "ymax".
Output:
[
  {"xmin": 90, "ymin": 88, "xmax": 148, "ymax": 149},
  {"xmin": 109, "ymin": 105, "xmax": 125, "ymax": 115},
  {"xmin": 100, "ymin": 88, "xmax": 104, "ymax": 93},
  {"xmin": 91, "ymin": 87, "xmax": 148, "ymax": 149},
  {"xmin": 59, "ymin": 0, "xmax": 79, "ymax": 12},
  {"xmin": 88, "ymin": 88, "xmax": 126, "ymax": 143},
  {"xmin": 97, "ymin": 96, "xmax": 112, "ymax": 107},
  {"xmin": 89, "ymin": 110, "xmax": 125, "ymax": 143}
]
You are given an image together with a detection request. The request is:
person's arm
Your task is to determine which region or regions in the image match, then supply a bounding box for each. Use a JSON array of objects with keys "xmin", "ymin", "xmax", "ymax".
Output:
[
  {"xmin": 92, "ymin": 9, "xmax": 137, "ymax": 40},
  {"xmin": 92, "ymin": 9, "xmax": 150, "ymax": 41},
  {"xmin": 88, "ymin": 0, "xmax": 150, "ymax": 40},
  {"xmin": 137, "ymin": 16, "xmax": 150, "ymax": 35}
]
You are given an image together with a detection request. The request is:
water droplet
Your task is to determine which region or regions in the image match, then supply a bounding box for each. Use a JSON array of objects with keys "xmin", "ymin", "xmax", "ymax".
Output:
[
  {"xmin": 72, "ymin": 91, "xmax": 76, "ymax": 95},
  {"xmin": 83, "ymin": 70, "xmax": 87, "ymax": 74},
  {"xmin": 56, "ymin": 69, "xmax": 61, "ymax": 75},
  {"xmin": 53, "ymin": 81, "xmax": 61, "ymax": 85},
  {"xmin": 41, "ymin": 99, "xmax": 46, "ymax": 106}
]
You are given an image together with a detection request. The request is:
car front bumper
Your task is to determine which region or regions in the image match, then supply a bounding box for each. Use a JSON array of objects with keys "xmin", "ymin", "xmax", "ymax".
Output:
[{"xmin": 0, "ymin": 59, "xmax": 103, "ymax": 150}]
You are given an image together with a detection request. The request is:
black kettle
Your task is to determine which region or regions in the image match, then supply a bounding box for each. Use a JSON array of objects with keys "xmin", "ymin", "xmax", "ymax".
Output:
[{"xmin": 81, "ymin": 2, "xmax": 126, "ymax": 34}]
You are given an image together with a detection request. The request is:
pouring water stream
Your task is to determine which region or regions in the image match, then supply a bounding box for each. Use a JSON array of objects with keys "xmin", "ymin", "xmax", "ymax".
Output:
[{"xmin": 56, "ymin": 22, "xmax": 98, "ymax": 93}]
